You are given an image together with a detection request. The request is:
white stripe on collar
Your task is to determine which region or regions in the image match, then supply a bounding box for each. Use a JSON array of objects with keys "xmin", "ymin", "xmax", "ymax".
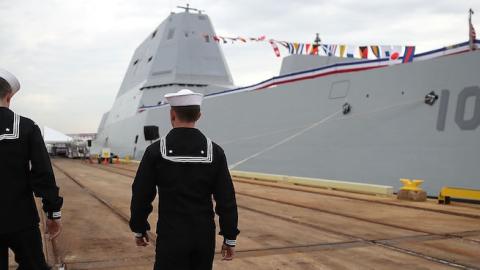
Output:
[
  {"xmin": 0, "ymin": 113, "xmax": 20, "ymax": 141},
  {"xmin": 160, "ymin": 136, "xmax": 213, "ymax": 163}
]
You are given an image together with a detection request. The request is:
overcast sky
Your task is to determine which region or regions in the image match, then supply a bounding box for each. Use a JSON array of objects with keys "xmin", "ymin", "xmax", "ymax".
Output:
[{"xmin": 1, "ymin": 0, "xmax": 479, "ymax": 133}]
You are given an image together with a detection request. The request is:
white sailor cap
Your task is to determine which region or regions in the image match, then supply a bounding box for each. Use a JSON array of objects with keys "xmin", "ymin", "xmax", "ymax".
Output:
[
  {"xmin": 164, "ymin": 89, "xmax": 203, "ymax": 107},
  {"xmin": 0, "ymin": 68, "xmax": 21, "ymax": 94}
]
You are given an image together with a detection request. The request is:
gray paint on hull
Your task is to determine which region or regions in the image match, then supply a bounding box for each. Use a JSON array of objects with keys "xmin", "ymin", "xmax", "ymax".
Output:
[{"xmin": 93, "ymin": 50, "xmax": 480, "ymax": 194}]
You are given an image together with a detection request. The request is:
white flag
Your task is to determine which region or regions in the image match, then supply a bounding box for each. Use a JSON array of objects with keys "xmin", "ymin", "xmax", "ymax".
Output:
[
  {"xmin": 392, "ymin": 46, "xmax": 402, "ymax": 54},
  {"xmin": 346, "ymin": 45, "xmax": 356, "ymax": 58},
  {"xmin": 380, "ymin": 45, "xmax": 392, "ymax": 58},
  {"xmin": 328, "ymin": 44, "xmax": 338, "ymax": 56},
  {"xmin": 390, "ymin": 46, "xmax": 403, "ymax": 60}
]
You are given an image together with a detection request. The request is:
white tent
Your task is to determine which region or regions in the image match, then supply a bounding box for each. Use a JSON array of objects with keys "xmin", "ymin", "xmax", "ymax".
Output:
[{"xmin": 43, "ymin": 126, "xmax": 72, "ymax": 143}]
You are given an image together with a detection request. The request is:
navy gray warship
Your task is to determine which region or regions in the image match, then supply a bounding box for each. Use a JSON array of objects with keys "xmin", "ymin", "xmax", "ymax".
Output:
[{"xmin": 92, "ymin": 8, "xmax": 480, "ymax": 194}]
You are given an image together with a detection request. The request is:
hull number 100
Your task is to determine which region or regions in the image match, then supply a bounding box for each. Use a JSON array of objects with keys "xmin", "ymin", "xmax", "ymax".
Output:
[{"xmin": 437, "ymin": 86, "xmax": 480, "ymax": 131}]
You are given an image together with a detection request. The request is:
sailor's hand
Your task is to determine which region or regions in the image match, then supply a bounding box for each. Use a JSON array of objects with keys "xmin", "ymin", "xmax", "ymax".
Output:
[
  {"xmin": 221, "ymin": 243, "xmax": 235, "ymax": 261},
  {"xmin": 135, "ymin": 233, "xmax": 149, "ymax": 247},
  {"xmin": 46, "ymin": 219, "xmax": 62, "ymax": 240}
]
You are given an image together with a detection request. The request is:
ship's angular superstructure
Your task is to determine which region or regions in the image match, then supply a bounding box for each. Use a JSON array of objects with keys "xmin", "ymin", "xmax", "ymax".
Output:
[
  {"xmin": 117, "ymin": 11, "xmax": 233, "ymax": 97},
  {"xmin": 94, "ymin": 10, "xmax": 233, "ymax": 157},
  {"xmin": 93, "ymin": 10, "xmax": 480, "ymax": 194}
]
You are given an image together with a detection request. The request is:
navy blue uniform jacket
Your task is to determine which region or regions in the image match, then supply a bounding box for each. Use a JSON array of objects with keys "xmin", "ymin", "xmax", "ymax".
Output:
[
  {"xmin": 0, "ymin": 107, "xmax": 63, "ymax": 234},
  {"xmin": 130, "ymin": 128, "xmax": 239, "ymax": 243}
]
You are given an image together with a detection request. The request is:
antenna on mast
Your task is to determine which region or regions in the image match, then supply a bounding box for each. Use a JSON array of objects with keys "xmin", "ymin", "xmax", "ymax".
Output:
[{"xmin": 177, "ymin": 3, "xmax": 205, "ymax": 14}]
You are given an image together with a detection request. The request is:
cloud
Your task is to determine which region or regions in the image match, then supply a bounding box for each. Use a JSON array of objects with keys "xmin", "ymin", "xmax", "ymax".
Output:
[{"xmin": 1, "ymin": 0, "xmax": 479, "ymax": 133}]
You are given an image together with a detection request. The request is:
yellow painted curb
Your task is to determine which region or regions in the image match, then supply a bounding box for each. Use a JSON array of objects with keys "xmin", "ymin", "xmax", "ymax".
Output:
[
  {"xmin": 438, "ymin": 186, "xmax": 480, "ymax": 204},
  {"xmin": 230, "ymin": 170, "xmax": 394, "ymax": 196},
  {"xmin": 118, "ymin": 158, "xmax": 140, "ymax": 164}
]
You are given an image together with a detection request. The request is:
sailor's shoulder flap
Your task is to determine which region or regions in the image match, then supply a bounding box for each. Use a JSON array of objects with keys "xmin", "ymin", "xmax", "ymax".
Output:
[
  {"xmin": 159, "ymin": 135, "xmax": 213, "ymax": 163},
  {"xmin": 0, "ymin": 113, "xmax": 21, "ymax": 141}
]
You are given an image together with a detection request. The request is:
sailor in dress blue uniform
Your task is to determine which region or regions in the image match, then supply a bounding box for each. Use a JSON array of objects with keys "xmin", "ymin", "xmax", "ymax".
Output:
[
  {"xmin": 130, "ymin": 89, "xmax": 239, "ymax": 270},
  {"xmin": 0, "ymin": 69, "xmax": 63, "ymax": 269}
]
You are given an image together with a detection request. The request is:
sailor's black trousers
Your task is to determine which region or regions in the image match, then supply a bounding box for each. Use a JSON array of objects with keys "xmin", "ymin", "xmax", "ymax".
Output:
[
  {"xmin": 0, "ymin": 226, "xmax": 50, "ymax": 270},
  {"xmin": 154, "ymin": 226, "xmax": 216, "ymax": 270}
]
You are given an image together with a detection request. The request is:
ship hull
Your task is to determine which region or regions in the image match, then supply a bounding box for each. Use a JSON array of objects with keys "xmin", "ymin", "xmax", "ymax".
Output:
[{"xmin": 93, "ymin": 49, "xmax": 480, "ymax": 194}]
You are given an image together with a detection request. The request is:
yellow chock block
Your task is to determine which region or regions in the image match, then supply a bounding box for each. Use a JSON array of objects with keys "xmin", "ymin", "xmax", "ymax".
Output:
[
  {"xmin": 101, "ymin": 148, "xmax": 111, "ymax": 159},
  {"xmin": 400, "ymin": 179, "xmax": 424, "ymax": 191},
  {"xmin": 438, "ymin": 186, "xmax": 480, "ymax": 204}
]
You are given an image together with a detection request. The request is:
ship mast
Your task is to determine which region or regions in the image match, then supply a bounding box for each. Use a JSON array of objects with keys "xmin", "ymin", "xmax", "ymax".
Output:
[
  {"xmin": 314, "ymin": 33, "xmax": 321, "ymax": 46},
  {"xmin": 312, "ymin": 33, "xmax": 321, "ymax": 55},
  {"xmin": 177, "ymin": 3, "xmax": 205, "ymax": 14}
]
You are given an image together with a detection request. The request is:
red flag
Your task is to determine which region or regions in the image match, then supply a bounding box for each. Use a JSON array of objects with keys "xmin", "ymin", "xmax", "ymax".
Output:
[
  {"xmin": 359, "ymin": 46, "xmax": 368, "ymax": 59},
  {"xmin": 390, "ymin": 52, "xmax": 399, "ymax": 60},
  {"xmin": 269, "ymin": 40, "xmax": 281, "ymax": 57},
  {"xmin": 213, "ymin": 36, "xmax": 220, "ymax": 42},
  {"xmin": 305, "ymin": 43, "xmax": 311, "ymax": 54},
  {"xmin": 402, "ymin": 46, "xmax": 416, "ymax": 63}
]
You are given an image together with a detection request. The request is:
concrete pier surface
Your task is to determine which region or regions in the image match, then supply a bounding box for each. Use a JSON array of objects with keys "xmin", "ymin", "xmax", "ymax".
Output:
[{"xmin": 9, "ymin": 159, "xmax": 480, "ymax": 269}]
